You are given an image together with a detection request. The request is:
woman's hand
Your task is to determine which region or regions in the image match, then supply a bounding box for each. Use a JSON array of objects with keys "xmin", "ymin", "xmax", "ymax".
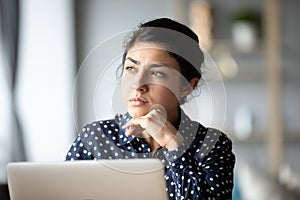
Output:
[{"xmin": 122, "ymin": 107, "xmax": 184, "ymax": 150}]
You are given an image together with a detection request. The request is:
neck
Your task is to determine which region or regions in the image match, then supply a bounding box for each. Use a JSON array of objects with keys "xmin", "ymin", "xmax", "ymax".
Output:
[{"xmin": 170, "ymin": 107, "xmax": 181, "ymax": 129}]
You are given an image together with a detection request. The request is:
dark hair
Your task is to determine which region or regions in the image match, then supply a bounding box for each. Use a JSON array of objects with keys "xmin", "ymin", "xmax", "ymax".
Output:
[{"xmin": 121, "ymin": 18, "xmax": 204, "ymax": 83}]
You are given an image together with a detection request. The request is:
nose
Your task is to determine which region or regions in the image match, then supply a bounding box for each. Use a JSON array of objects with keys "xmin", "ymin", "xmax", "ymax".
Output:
[{"xmin": 132, "ymin": 72, "xmax": 148, "ymax": 92}]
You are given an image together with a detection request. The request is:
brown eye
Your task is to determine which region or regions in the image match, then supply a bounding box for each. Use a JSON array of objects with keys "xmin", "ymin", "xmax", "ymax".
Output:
[
  {"xmin": 152, "ymin": 71, "xmax": 166, "ymax": 78},
  {"xmin": 125, "ymin": 66, "xmax": 137, "ymax": 73}
]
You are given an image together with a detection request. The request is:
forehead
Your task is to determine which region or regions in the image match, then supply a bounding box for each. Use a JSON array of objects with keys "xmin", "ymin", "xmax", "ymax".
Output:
[{"xmin": 126, "ymin": 42, "xmax": 181, "ymax": 71}]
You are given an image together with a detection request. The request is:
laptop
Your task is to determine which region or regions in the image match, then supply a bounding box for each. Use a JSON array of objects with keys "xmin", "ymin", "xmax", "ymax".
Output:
[{"xmin": 7, "ymin": 159, "xmax": 168, "ymax": 200}]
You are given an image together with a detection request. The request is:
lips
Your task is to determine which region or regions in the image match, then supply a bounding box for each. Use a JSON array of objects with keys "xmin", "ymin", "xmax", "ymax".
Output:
[{"xmin": 129, "ymin": 97, "xmax": 148, "ymax": 106}]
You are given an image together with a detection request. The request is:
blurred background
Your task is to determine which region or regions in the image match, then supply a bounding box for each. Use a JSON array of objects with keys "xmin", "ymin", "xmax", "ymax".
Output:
[{"xmin": 0, "ymin": 0, "xmax": 299, "ymax": 199}]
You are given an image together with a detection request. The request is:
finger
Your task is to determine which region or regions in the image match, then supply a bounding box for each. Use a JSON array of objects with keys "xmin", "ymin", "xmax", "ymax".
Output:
[
  {"xmin": 145, "ymin": 109, "xmax": 167, "ymax": 132},
  {"xmin": 125, "ymin": 125, "xmax": 144, "ymax": 137},
  {"xmin": 130, "ymin": 116, "xmax": 152, "ymax": 129},
  {"xmin": 149, "ymin": 104, "xmax": 167, "ymax": 119},
  {"xmin": 123, "ymin": 105, "xmax": 166, "ymax": 129},
  {"xmin": 122, "ymin": 117, "xmax": 150, "ymax": 130},
  {"xmin": 122, "ymin": 120, "xmax": 132, "ymax": 129}
]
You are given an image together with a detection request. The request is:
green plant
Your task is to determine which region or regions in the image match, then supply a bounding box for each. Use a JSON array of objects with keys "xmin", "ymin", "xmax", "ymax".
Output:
[{"xmin": 231, "ymin": 8, "xmax": 261, "ymax": 25}]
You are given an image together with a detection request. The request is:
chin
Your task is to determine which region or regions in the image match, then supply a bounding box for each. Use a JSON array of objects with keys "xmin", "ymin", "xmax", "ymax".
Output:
[{"xmin": 128, "ymin": 107, "xmax": 149, "ymax": 118}]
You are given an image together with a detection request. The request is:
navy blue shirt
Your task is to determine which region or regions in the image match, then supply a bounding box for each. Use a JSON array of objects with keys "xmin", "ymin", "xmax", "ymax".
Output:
[{"xmin": 66, "ymin": 110, "xmax": 235, "ymax": 200}]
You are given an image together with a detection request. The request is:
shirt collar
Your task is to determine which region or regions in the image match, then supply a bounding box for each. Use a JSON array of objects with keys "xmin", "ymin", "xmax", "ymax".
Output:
[
  {"xmin": 117, "ymin": 112, "xmax": 135, "ymax": 145},
  {"xmin": 177, "ymin": 108, "xmax": 200, "ymax": 144}
]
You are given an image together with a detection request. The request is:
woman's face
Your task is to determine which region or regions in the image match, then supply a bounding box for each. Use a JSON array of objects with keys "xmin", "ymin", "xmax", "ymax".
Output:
[{"xmin": 121, "ymin": 42, "xmax": 187, "ymax": 123}]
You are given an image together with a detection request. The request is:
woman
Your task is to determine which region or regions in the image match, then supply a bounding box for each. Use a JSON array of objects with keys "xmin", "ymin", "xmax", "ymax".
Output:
[{"xmin": 66, "ymin": 18, "xmax": 235, "ymax": 199}]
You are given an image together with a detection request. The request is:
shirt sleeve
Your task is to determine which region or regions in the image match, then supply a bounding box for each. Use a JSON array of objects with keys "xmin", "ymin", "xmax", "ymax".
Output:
[
  {"xmin": 164, "ymin": 129, "xmax": 235, "ymax": 200},
  {"xmin": 65, "ymin": 124, "xmax": 95, "ymax": 161}
]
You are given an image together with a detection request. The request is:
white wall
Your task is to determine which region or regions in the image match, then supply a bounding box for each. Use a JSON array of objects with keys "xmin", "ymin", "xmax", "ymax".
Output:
[
  {"xmin": 16, "ymin": 0, "xmax": 75, "ymax": 161},
  {"xmin": 0, "ymin": 33, "xmax": 13, "ymax": 182}
]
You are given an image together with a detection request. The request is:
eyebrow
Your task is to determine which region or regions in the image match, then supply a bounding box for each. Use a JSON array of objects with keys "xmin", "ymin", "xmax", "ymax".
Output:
[
  {"xmin": 126, "ymin": 57, "xmax": 171, "ymax": 68},
  {"xmin": 126, "ymin": 57, "xmax": 140, "ymax": 65}
]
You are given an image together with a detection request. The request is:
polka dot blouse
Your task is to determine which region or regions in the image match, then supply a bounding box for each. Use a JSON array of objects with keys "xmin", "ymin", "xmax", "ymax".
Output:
[{"xmin": 66, "ymin": 109, "xmax": 235, "ymax": 200}]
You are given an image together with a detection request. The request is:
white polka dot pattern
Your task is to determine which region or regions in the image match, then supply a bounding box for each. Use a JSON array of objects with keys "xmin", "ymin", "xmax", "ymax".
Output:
[{"xmin": 66, "ymin": 109, "xmax": 235, "ymax": 199}]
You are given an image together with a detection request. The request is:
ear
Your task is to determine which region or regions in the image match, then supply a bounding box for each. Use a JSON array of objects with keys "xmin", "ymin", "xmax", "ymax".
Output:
[{"xmin": 180, "ymin": 78, "xmax": 199, "ymax": 98}]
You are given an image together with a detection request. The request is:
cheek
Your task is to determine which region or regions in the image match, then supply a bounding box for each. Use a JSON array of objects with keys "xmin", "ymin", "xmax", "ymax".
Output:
[
  {"xmin": 151, "ymin": 84, "xmax": 181, "ymax": 103},
  {"xmin": 158, "ymin": 79, "xmax": 182, "ymax": 100},
  {"xmin": 120, "ymin": 75, "xmax": 132, "ymax": 103}
]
